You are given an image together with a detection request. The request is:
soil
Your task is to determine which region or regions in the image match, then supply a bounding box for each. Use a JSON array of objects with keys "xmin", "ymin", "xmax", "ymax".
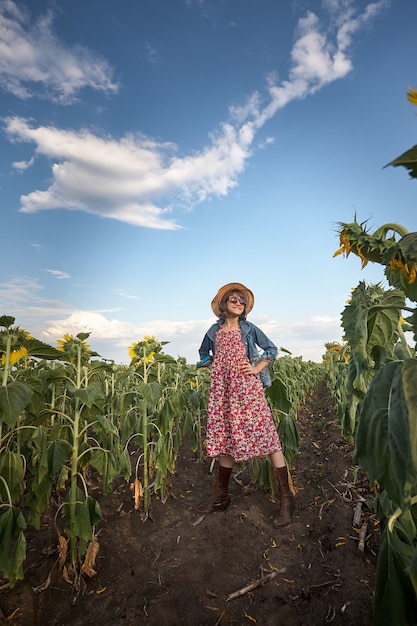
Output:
[{"xmin": 0, "ymin": 381, "xmax": 379, "ymax": 626}]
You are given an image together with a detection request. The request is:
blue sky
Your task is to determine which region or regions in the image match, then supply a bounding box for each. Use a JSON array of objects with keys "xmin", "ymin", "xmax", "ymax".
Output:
[{"xmin": 1, "ymin": 0, "xmax": 416, "ymax": 364}]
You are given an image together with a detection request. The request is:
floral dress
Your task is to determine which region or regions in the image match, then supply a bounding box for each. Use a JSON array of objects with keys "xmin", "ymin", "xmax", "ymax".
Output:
[{"xmin": 206, "ymin": 329, "xmax": 282, "ymax": 463}]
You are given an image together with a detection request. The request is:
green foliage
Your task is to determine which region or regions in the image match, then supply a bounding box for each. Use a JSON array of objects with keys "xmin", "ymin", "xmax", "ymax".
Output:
[
  {"xmin": 0, "ymin": 451, "xmax": 25, "ymax": 502},
  {"xmin": 353, "ymin": 360, "xmax": 417, "ymax": 509},
  {"xmin": 271, "ymin": 356, "xmax": 323, "ymax": 409},
  {"xmin": 384, "ymin": 232, "xmax": 417, "ymax": 301},
  {"xmin": 277, "ymin": 412, "xmax": 301, "ymax": 465},
  {"xmin": 25, "ymin": 338, "xmax": 67, "ymax": 361},
  {"xmin": 266, "ymin": 377, "xmax": 292, "ymax": 413},
  {"xmin": 385, "ymin": 144, "xmax": 417, "ymax": 180},
  {"xmin": 342, "ymin": 283, "xmax": 404, "ymax": 372},
  {"xmin": 374, "ymin": 496, "xmax": 417, "ymax": 625},
  {"xmin": 0, "ymin": 381, "xmax": 34, "ymax": 428},
  {"xmin": 334, "ymin": 209, "xmax": 417, "ymax": 623},
  {"xmin": 63, "ymin": 490, "xmax": 102, "ymax": 560},
  {"xmin": 339, "ymin": 282, "xmax": 405, "ymax": 439},
  {"xmin": 0, "ymin": 325, "xmax": 170, "ymax": 584},
  {"xmin": 0, "ymin": 505, "xmax": 26, "ymax": 588}
]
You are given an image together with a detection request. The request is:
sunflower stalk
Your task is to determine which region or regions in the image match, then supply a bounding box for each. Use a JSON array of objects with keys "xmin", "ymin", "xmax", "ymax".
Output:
[
  {"xmin": 68, "ymin": 340, "xmax": 83, "ymax": 570},
  {"xmin": 193, "ymin": 375, "xmax": 204, "ymax": 462},
  {"xmin": 1, "ymin": 334, "xmax": 12, "ymax": 389},
  {"xmin": 373, "ymin": 223, "xmax": 409, "ymax": 240},
  {"xmin": 397, "ymin": 320, "xmax": 413, "ymax": 358},
  {"xmin": 142, "ymin": 346, "xmax": 149, "ymax": 516},
  {"xmin": 0, "ymin": 334, "xmax": 13, "ymax": 442}
]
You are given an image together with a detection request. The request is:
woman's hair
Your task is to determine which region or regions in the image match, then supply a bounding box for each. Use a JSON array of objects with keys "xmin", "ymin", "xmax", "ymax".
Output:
[{"xmin": 218, "ymin": 290, "xmax": 247, "ymax": 320}]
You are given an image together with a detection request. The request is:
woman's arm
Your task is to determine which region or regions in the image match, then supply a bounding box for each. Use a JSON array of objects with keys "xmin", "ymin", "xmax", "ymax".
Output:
[
  {"xmin": 239, "ymin": 359, "xmax": 269, "ymax": 375},
  {"xmin": 252, "ymin": 325, "xmax": 278, "ymax": 364},
  {"xmin": 197, "ymin": 332, "xmax": 214, "ymax": 368}
]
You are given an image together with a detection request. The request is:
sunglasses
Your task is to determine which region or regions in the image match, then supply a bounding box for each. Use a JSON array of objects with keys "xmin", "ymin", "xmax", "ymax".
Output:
[{"xmin": 227, "ymin": 295, "xmax": 247, "ymax": 305}]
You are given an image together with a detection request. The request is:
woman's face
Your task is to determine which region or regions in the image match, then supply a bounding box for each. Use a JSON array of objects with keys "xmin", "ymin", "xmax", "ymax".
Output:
[{"xmin": 225, "ymin": 291, "xmax": 246, "ymax": 316}]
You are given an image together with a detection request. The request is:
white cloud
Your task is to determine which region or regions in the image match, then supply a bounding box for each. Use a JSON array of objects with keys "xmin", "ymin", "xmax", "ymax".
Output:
[
  {"xmin": 113, "ymin": 289, "xmax": 140, "ymax": 300},
  {"xmin": 40, "ymin": 311, "xmax": 216, "ymax": 362},
  {"xmin": 145, "ymin": 42, "xmax": 160, "ymax": 64},
  {"xmin": 0, "ymin": 0, "xmax": 118, "ymax": 103},
  {"xmin": 290, "ymin": 12, "xmax": 352, "ymax": 85},
  {"xmin": 4, "ymin": 116, "xmax": 250, "ymax": 229},
  {"xmin": 0, "ymin": 276, "xmax": 73, "ymax": 336},
  {"xmin": 12, "ymin": 156, "xmax": 34, "ymax": 170},
  {"xmin": 42, "ymin": 311, "xmax": 208, "ymax": 344},
  {"xmin": 44, "ymin": 269, "xmax": 70, "ymax": 280},
  {"xmin": 0, "ymin": 275, "xmax": 42, "ymax": 304},
  {"xmin": 0, "ymin": 276, "xmax": 66, "ymax": 338},
  {"xmin": 2, "ymin": 1, "xmax": 387, "ymax": 229},
  {"xmin": 43, "ymin": 310, "xmax": 134, "ymax": 342}
]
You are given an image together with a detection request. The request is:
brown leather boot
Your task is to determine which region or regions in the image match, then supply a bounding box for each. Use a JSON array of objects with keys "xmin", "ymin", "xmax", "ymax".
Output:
[
  {"xmin": 198, "ymin": 464, "xmax": 232, "ymax": 514},
  {"xmin": 273, "ymin": 466, "xmax": 294, "ymax": 528}
]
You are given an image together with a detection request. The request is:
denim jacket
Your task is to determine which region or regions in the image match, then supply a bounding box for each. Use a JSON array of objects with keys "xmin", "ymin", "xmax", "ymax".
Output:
[{"xmin": 197, "ymin": 319, "xmax": 277, "ymax": 387}]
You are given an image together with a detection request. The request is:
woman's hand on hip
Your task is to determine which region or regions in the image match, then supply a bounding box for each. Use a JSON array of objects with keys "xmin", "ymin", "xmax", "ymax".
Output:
[{"xmin": 239, "ymin": 361, "xmax": 259, "ymax": 376}]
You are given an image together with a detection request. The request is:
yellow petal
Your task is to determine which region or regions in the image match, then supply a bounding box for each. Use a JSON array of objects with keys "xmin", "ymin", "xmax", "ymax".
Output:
[
  {"xmin": 407, "ymin": 86, "xmax": 417, "ymax": 106},
  {"xmin": 333, "ymin": 246, "xmax": 346, "ymax": 258}
]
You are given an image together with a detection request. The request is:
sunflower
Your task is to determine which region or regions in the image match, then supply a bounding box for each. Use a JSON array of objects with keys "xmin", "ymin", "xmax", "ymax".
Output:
[
  {"xmin": 333, "ymin": 231, "xmax": 371, "ymax": 268},
  {"xmin": 389, "ymin": 256, "xmax": 417, "ymax": 284},
  {"xmin": 57, "ymin": 333, "xmax": 92, "ymax": 363},
  {"xmin": 128, "ymin": 336, "xmax": 161, "ymax": 364},
  {"xmin": 1, "ymin": 345, "xmax": 28, "ymax": 366},
  {"xmin": 0, "ymin": 326, "xmax": 32, "ymax": 366}
]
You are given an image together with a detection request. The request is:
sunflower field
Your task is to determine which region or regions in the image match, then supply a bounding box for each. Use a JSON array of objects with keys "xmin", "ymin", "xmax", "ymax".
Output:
[{"xmin": 0, "ymin": 319, "xmax": 322, "ymax": 593}]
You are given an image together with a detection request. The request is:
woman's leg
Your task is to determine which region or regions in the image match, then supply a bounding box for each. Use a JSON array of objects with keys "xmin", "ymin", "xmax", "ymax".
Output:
[
  {"xmin": 219, "ymin": 454, "xmax": 234, "ymax": 468},
  {"xmin": 270, "ymin": 450, "xmax": 286, "ymax": 469},
  {"xmin": 270, "ymin": 451, "xmax": 294, "ymax": 527},
  {"xmin": 198, "ymin": 455, "xmax": 234, "ymax": 514}
]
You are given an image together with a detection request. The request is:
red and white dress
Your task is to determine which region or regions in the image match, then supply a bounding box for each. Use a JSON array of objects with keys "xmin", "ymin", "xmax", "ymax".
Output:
[{"xmin": 206, "ymin": 329, "xmax": 282, "ymax": 463}]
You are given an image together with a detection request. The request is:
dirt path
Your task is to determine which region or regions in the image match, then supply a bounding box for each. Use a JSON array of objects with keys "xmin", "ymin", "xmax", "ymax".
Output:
[{"xmin": 1, "ymin": 381, "xmax": 378, "ymax": 625}]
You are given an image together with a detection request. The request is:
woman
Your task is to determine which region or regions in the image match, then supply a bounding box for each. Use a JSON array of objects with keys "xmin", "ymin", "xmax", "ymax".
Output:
[{"xmin": 197, "ymin": 282, "xmax": 294, "ymax": 527}]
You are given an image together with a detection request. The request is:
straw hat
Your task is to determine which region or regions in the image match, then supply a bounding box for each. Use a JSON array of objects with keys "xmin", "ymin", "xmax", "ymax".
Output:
[{"xmin": 211, "ymin": 282, "xmax": 254, "ymax": 318}]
